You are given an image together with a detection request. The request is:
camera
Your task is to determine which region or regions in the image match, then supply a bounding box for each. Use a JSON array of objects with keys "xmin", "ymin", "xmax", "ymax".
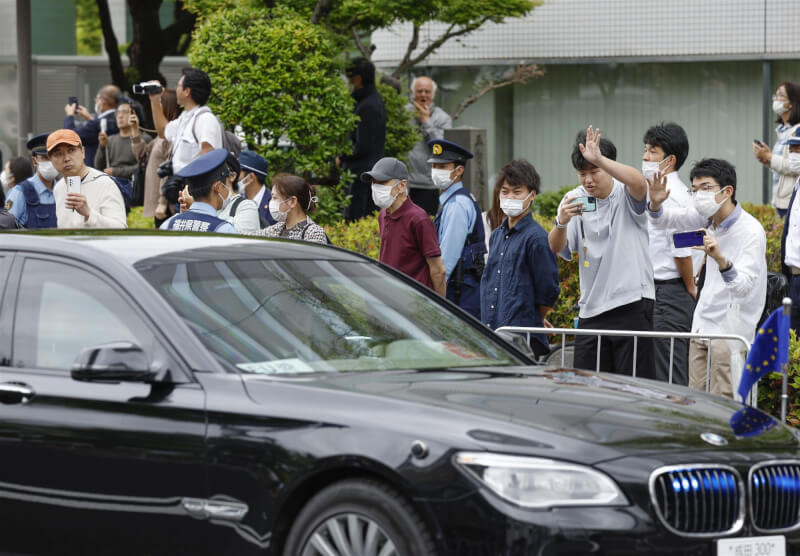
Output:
[
  {"xmin": 161, "ymin": 175, "xmax": 185, "ymax": 204},
  {"xmin": 132, "ymin": 82, "xmax": 163, "ymax": 95},
  {"xmin": 157, "ymin": 159, "xmax": 173, "ymax": 179}
]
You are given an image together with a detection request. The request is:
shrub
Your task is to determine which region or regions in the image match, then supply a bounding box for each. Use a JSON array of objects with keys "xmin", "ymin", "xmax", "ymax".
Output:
[
  {"xmin": 127, "ymin": 206, "xmax": 155, "ymax": 229},
  {"xmin": 378, "ymin": 81, "xmax": 420, "ymax": 163},
  {"xmin": 325, "ymin": 213, "xmax": 380, "ymax": 259},
  {"xmin": 533, "ymin": 185, "xmax": 574, "ymax": 220}
]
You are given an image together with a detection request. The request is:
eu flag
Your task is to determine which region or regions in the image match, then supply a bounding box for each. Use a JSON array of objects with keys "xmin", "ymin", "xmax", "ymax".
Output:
[{"xmin": 737, "ymin": 307, "xmax": 790, "ymax": 401}]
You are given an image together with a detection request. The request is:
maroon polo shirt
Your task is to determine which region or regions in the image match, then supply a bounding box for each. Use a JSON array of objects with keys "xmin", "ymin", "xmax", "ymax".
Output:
[{"xmin": 378, "ymin": 198, "xmax": 441, "ymax": 289}]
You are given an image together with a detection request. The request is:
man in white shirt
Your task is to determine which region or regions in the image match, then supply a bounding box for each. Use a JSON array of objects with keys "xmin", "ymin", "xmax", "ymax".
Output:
[
  {"xmin": 648, "ymin": 158, "xmax": 766, "ymax": 398},
  {"xmin": 47, "ymin": 129, "xmax": 127, "ymax": 229},
  {"xmin": 548, "ymin": 127, "xmax": 655, "ymax": 378},
  {"xmin": 641, "ymin": 123, "xmax": 697, "ymax": 386},
  {"xmin": 149, "ymin": 68, "xmax": 222, "ymax": 174},
  {"xmin": 779, "ymin": 130, "xmax": 800, "ymax": 332}
]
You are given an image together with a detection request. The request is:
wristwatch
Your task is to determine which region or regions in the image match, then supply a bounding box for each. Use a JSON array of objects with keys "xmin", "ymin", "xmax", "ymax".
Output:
[{"xmin": 554, "ymin": 215, "xmax": 568, "ymax": 229}]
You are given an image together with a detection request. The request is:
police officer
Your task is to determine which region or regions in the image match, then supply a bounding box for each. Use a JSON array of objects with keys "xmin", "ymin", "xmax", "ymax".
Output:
[
  {"xmin": 6, "ymin": 133, "xmax": 59, "ymax": 228},
  {"xmin": 179, "ymin": 151, "xmax": 260, "ymax": 234},
  {"xmin": 160, "ymin": 149, "xmax": 236, "ymax": 233},
  {"xmin": 239, "ymin": 150, "xmax": 276, "ymax": 227},
  {"xmin": 429, "ymin": 139, "xmax": 486, "ymax": 318}
]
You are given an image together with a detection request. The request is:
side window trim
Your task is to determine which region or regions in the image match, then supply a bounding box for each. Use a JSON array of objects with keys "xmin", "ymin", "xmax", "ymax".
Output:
[
  {"xmin": 9, "ymin": 254, "xmax": 192, "ymax": 382},
  {"xmin": 0, "ymin": 253, "xmax": 17, "ymax": 367}
]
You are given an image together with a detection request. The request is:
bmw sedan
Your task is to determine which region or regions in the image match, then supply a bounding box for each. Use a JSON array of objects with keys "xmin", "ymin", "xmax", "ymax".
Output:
[{"xmin": 0, "ymin": 231, "xmax": 798, "ymax": 556}]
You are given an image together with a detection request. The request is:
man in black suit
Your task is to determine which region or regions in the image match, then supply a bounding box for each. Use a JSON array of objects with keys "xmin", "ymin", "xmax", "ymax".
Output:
[
  {"xmin": 63, "ymin": 85, "xmax": 120, "ymax": 167},
  {"xmin": 780, "ymin": 130, "xmax": 800, "ymax": 331}
]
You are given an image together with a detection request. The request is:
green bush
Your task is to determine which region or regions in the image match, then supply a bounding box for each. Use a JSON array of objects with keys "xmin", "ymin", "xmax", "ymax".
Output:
[
  {"xmin": 533, "ymin": 185, "xmax": 575, "ymax": 220},
  {"xmin": 126, "ymin": 206, "xmax": 155, "ymax": 229},
  {"xmin": 189, "ymin": 5, "xmax": 356, "ymax": 183},
  {"xmin": 378, "ymin": 81, "xmax": 420, "ymax": 163},
  {"xmin": 325, "ymin": 213, "xmax": 380, "ymax": 259}
]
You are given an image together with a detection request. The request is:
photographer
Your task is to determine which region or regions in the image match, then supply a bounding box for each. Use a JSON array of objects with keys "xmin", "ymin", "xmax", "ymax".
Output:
[{"xmin": 145, "ymin": 68, "xmax": 221, "ymax": 175}]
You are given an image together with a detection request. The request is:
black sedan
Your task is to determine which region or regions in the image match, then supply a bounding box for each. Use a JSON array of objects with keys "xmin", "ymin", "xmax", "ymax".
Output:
[{"xmin": 0, "ymin": 231, "xmax": 798, "ymax": 556}]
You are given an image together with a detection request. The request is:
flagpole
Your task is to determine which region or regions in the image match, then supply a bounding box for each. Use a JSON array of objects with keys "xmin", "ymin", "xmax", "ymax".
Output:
[{"xmin": 782, "ymin": 297, "xmax": 792, "ymax": 423}]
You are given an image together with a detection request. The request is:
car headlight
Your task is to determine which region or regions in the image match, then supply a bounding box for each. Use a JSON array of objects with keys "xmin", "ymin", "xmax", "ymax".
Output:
[{"xmin": 454, "ymin": 452, "xmax": 629, "ymax": 509}]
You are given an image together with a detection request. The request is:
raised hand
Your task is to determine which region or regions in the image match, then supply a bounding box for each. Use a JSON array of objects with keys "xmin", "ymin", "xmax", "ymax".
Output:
[
  {"xmin": 647, "ymin": 170, "xmax": 671, "ymax": 210},
  {"xmin": 578, "ymin": 125, "xmax": 603, "ymax": 165}
]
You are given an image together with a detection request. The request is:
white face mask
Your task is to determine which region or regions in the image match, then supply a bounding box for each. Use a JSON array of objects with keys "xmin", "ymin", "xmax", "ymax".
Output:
[
  {"xmin": 94, "ymin": 102, "xmax": 103, "ymax": 115},
  {"xmin": 269, "ymin": 198, "xmax": 289, "ymax": 222},
  {"xmin": 692, "ymin": 189, "xmax": 726, "ymax": 218},
  {"xmin": 37, "ymin": 160, "xmax": 59, "ymax": 181},
  {"xmin": 641, "ymin": 157, "xmax": 671, "ymax": 181},
  {"xmin": 371, "ymin": 182, "xmax": 400, "ymax": 209},
  {"xmin": 216, "ymin": 181, "xmax": 233, "ymax": 209},
  {"xmin": 0, "ymin": 170, "xmax": 10, "ymax": 191},
  {"xmin": 773, "ymin": 99, "xmax": 790, "ymax": 115},
  {"xmin": 499, "ymin": 191, "xmax": 534, "ymax": 217},
  {"xmin": 431, "ymin": 168, "xmax": 454, "ymax": 189}
]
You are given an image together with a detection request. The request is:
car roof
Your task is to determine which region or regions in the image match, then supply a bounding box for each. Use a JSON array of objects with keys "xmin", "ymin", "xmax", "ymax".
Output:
[{"xmin": 0, "ymin": 230, "xmax": 367, "ymax": 266}]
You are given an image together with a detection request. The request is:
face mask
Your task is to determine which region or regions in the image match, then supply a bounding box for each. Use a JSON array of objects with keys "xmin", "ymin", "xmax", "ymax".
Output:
[
  {"xmin": 240, "ymin": 175, "xmax": 253, "ymax": 190},
  {"xmin": 499, "ymin": 191, "xmax": 534, "ymax": 217},
  {"xmin": 269, "ymin": 198, "xmax": 289, "ymax": 222},
  {"xmin": 216, "ymin": 182, "xmax": 233, "ymax": 209},
  {"xmin": 94, "ymin": 102, "xmax": 103, "ymax": 115},
  {"xmin": 371, "ymin": 182, "xmax": 400, "ymax": 209},
  {"xmin": 431, "ymin": 168, "xmax": 454, "ymax": 189},
  {"xmin": 692, "ymin": 189, "xmax": 726, "ymax": 218},
  {"xmin": 37, "ymin": 160, "xmax": 59, "ymax": 181},
  {"xmin": 773, "ymin": 99, "xmax": 790, "ymax": 115},
  {"xmin": 0, "ymin": 170, "xmax": 9, "ymax": 191}
]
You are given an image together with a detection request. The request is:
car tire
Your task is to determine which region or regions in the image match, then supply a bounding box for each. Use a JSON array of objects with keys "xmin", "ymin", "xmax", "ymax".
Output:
[{"xmin": 282, "ymin": 478, "xmax": 438, "ymax": 556}]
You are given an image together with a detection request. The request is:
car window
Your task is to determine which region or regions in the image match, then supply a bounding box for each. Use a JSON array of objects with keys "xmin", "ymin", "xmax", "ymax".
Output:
[
  {"xmin": 137, "ymin": 259, "xmax": 523, "ymax": 375},
  {"xmin": 13, "ymin": 258, "xmax": 157, "ymax": 371}
]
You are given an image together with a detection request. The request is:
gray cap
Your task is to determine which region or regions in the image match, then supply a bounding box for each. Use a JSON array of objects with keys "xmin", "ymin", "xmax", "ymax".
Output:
[{"xmin": 361, "ymin": 157, "xmax": 409, "ymax": 183}]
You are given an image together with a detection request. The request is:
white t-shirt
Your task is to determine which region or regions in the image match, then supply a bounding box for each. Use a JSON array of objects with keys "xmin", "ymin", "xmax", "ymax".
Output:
[
  {"xmin": 165, "ymin": 106, "xmax": 223, "ymax": 173},
  {"xmin": 559, "ymin": 180, "xmax": 655, "ymax": 319},
  {"xmin": 648, "ymin": 172, "xmax": 694, "ymax": 281}
]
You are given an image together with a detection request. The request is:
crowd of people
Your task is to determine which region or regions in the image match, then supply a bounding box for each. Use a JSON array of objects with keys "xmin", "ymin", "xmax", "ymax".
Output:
[{"xmin": 1, "ymin": 59, "xmax": 798, "ymax": 400}]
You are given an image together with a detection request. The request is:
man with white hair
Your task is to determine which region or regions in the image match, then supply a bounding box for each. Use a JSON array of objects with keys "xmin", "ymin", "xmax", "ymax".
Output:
[{"xmin": 407, "ymin": 76, "xmax": 453, "ymax": 216}]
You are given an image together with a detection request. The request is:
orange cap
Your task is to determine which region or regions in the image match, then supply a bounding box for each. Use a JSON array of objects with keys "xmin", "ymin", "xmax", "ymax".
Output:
[{"xmin": 46, "ymin": 129, "xmax": 82, "ymax": 153}]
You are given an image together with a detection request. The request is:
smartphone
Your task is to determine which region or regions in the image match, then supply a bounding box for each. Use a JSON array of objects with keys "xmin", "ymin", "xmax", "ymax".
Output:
[
  {"xmin": 100, "ymin": 118, "xmax": 108, "ymax": 133},
  {"xmin": 754, "ymin": 138, "xmax": 766, "ymax": 146},
  {"xmin": 68, "ymin": 96, "xmax": 79, "ymax": 106},
  {"xmin": 576, "ymin": 196, "xmax": 597, "ymax": 213},
  {"xmin": 673, "ymin": 230, "xmax": 706, "ymax": 248},
  {"xmin": 66, "ymin": 176, "xmax": 81, "ymax": 195}
]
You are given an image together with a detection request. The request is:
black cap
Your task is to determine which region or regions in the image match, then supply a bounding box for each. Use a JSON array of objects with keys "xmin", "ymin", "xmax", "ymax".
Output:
[
  {"xmin": 26, "ymin": 133, "xmax": 50, "ymax": 155},
  {"xmin": 426, "ymin": 139, "xmax": 473, "ymax": 164}
]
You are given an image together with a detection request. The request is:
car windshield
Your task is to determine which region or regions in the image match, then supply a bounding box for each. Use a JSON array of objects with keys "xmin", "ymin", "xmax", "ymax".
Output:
[{"xmin": 137, "ymin": 258, "xmax": 522, "ymax": 375}]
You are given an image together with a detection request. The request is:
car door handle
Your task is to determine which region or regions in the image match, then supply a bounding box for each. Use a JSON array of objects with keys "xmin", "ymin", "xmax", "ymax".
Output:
[{"xmin": 0, "ymin": 382, "xmax": 35, "ymax": 405}]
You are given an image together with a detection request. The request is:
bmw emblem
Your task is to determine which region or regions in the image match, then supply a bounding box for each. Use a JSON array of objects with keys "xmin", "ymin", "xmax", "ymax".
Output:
[{"xmin": 701, "ymin": 432, "xmax": 728, "ymax": 446}]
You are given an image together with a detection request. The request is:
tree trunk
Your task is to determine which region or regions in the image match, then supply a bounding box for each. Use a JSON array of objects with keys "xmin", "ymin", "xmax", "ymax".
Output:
[
  {"xmin": 127, "ymin": 0, "xmax": 166, "ymax": 84},
  {"xmin": 95, "ymin": 0, "xmax": 126, "ymax": 90}
]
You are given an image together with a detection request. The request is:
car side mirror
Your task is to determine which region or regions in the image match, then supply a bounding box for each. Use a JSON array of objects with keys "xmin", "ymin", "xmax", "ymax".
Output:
[{"xmin": 71, "ymin": 341, "xmax": 157, "ymax": 383}]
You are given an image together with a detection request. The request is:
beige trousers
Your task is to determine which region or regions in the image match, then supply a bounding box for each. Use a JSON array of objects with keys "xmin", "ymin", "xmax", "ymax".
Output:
[{"xmin": 688, "ymin": 339, "xmax": 745, "ymax": 399}]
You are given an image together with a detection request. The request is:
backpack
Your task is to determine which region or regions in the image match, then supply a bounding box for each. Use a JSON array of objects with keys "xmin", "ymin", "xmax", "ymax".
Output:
[{"xmin": 108, "ymin": 175, "xmax": 133, "ymax": 214}]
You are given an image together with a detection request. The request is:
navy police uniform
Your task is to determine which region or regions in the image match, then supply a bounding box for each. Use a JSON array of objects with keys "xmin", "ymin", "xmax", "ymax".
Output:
[
  {"xmin": 239, "ymin": 150, "xmax": 275, "ymax": 227},
  {"xmin": 160, "ymin": 149, "xmax": 236, "ymax": 234},
  {"xmin": 6, "ymin": 133, "xmax": 57, "ymax": 229},
  {"xmin": 429, "ymin": 139, "xmax": 486, "ymax": 319}
]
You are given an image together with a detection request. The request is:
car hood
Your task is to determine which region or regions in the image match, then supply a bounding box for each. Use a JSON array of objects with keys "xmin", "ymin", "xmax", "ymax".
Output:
[{"xmin": 242, "ymin": 366, "xmax": 799, "ymax": 462}]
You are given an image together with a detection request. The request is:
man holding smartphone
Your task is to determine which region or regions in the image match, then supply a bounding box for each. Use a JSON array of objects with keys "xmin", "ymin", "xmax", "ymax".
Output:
[
  {"xmin": 47, "ymin": 129, "xmax": 127, "ymax": 229},
  {"xmin": 548, "ymin": 127, "xmax": 655, "ymax": 378},
  {"xmin": 648, "ymin": 158, "xmax": 766, "ymax": 398},
  {"xmin": 63, "ymin": 85, "xmax": 120, "ymax": 167},
  {"xmin": 641, "ymin": 123, "xmax": 696, "ymax": 386}
]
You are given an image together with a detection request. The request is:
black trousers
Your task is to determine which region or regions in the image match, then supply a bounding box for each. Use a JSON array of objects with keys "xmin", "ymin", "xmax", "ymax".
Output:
[
  {"xmin": 573, "ymin": 298, "xmax": 655, "ymax": 379},
  {"xmin": 344, "ymin": 179, "xmax": 378, "ymax": 222},
  {"xmin": 409, "ymin": 188, "xmax": 439, "ymax": 216},
  {"xmin": 790, "ymin": 275, "xmax": 800, "ymax": 333},
  {"xmin": 652, "ymin": 279, "xmax": 695, "ymax": 386}
]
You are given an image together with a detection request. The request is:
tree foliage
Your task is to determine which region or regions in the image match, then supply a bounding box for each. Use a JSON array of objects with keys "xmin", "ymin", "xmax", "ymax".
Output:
[
  {"xmin": 377, "ymin": 82, "xmax": 419, "ymax": 162},
  {"xmin": 189, "ymin": 5, "xmax": 356, "ymax": 181},
  {"xmin": 76, "ymin": 0, "xmax": 102, "ymax": 55}
]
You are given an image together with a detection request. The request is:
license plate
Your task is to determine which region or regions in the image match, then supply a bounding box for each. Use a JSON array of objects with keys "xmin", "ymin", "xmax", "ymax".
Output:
[{"xmin": 717, "ymin": 535, "xmax": 785, "ymax": 556}]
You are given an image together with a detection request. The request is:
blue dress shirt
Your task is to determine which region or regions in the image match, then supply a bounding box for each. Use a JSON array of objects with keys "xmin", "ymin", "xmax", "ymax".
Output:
[
  {"xmin": 480, "ymin": 213, "xmax": 560, "ymax": 347},
  {"xmin": 6, "ymin": 174, "xmax": 55, "ymax": 227},
  {"xmin": 437, "ymin": 182, "xmax": 476, "ymax": 281}
]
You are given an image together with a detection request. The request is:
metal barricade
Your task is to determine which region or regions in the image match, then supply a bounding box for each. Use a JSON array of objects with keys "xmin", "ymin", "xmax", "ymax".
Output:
[{"xmin": 495, "ymin": 326, "xmax": 754, "ymax": 404}]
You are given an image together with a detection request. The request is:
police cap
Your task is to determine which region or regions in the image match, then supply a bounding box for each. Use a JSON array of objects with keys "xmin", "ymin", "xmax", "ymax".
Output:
[
  {"xmin": 426, "ymin": 139, "xmax": 473, "ymax": 164},
  {"xmin": 26, "ymin": 133, "xmax": 50, "ymax": 156},
  {"xmin": 176, "ymin": 149, "xmax": 230, "ymax": 192},
  {"xmin": 239, "ymin": 150, "xmax": 268, "ymax": 177}
]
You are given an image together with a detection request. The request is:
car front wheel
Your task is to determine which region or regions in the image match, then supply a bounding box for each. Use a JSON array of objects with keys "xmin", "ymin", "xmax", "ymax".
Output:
[{"xmin": 283, "ymin": 478, "xmax": 437, "ymax": 556}]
